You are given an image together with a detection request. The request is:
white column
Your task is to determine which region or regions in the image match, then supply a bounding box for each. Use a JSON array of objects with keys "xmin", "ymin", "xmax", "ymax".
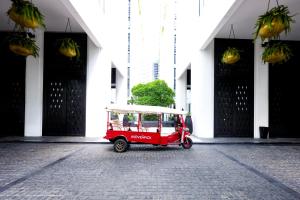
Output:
[
  {"xmin": 176, "ymin": 71, "xmax": 187, "ymax": 111},
  {"xmin": 24, "ymin": 29, "xmax": 44, "ymax": 137},
  {"xmin": 254, "ymin": 40, "xmax": 269, "ymax": 138},
  {"xmin": 86, "ymin": 38, "xmax": 111, "ymax": 138},
  {"xmin": 191, "ymin": 40, "xmax": 214, "ymax": 138},
  {"xmin": 116, "ymin": 69, "xmax": 127, "ymax": 105}
]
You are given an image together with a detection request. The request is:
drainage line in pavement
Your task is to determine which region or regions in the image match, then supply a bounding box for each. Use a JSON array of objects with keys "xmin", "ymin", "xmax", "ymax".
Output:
[
  {"xmin": 0, "ymin": 147, "xmax": 85, "ymax": 193},
  {"xmin": 216, "ymin": 149, "xmax": 300, "ymax": 199}
]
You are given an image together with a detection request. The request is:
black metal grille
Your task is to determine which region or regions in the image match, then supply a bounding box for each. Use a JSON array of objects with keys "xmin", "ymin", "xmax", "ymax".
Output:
[
  {"xmin": 66, "ymin": 80, "xmax": 85, "ymax": 135},
  {"xmin": 269, "ymin": 41, "xmax": 300, "ymax": 138},
  {"xmin": 0, "ymin": 32, "xmax": 25, "ymax": 136},
  {"xmin": 214, "ymin": 38, "xmax": 254, "ymax": 137},
  {"xmin": 43, "ymin": 32, "xmax": 87, "ymax": 136}
]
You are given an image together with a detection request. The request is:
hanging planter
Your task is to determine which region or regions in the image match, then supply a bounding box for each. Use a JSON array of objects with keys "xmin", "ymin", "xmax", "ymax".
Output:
[
  {"xmin": 221, "ymin": 25, "xmax": 241, "ymax": 65},
  {"xmin": 7, "ymin": 0, "xmax": 45, "ymax": 29},
  {"xmin": 254, "ymin": 3, "xmax": 294, "ymax": 41},
  {"xmin": 57, "ymin": 19, "xmax": 80, "ymax": 59},
  {"xmin": 8, "ymin": 33, "xmax": 39, "ymax": 57},
  {"xmin": 58, "ymin": 38, "xmax": 80, "ymax": 58},
  {"xmin": 262, "ymin": 42, "xmax": 292, "ymax": 64},
  {"xmin": 222, "ymin": 47, "xmax": 240, "ymax": 64}
]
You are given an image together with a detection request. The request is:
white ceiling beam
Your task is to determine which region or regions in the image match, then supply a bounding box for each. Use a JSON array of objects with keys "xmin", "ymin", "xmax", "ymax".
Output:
[
  {"xmin": 196, "ymin": 0, "xmax": 246, "ymax": 50},
  {"xmin": 59, "ymin": 0, "xmax": 105, "ymax": 48}
]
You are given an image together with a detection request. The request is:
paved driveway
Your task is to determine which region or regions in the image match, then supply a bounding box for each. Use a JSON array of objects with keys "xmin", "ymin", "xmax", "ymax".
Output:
[{"xmin": 0, "ymin": 143, "xmax": 299, "ymax": 199}]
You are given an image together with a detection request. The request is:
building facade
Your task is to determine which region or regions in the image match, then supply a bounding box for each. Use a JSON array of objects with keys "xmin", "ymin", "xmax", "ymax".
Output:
[{"xmin": 0, "ymin": 0, "xmax": 299, "ymax": 139}]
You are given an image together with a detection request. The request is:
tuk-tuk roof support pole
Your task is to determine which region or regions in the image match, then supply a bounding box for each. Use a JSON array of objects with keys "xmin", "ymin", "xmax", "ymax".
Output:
[
  {"xmin": 106, "ymin": 112, "xmax": 109, "ymax": 131},
  {"xmin": 158, "ymin": 114, "xmax": 162, "ymax": 133},
  {"xmin": 138, "ymin": 113, "xmax": 141, "ymax": 132}
]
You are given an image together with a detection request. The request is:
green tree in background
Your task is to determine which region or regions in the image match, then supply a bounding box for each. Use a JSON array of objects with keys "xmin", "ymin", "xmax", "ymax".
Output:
[{"xmin": 129, "ymin": 80, "xmax": 175, "ymax": 107}]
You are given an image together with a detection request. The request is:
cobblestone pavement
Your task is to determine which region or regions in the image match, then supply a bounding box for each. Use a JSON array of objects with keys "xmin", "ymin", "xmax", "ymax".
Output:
[{"xmin": 0, "ymin": 143, "xmax": 299, "ymax": 200}]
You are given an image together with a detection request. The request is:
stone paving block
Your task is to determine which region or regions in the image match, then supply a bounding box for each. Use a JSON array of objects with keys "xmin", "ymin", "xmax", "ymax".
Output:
[{"xmin": 0, "ymin": 143, "xmax": 299, "ymax": 199}]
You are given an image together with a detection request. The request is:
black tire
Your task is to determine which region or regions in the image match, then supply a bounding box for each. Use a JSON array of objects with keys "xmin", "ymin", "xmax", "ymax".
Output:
[
  {"xmin": 182, "ymin": 137, "xmax": 193, "ymax": 149},
  {"xmin": 114, "ymin": 138, "xmax": 128, "ymax": 153}
]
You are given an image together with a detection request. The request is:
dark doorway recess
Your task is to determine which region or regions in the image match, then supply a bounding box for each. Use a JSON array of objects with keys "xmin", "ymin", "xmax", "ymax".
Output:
[
  {"xmin": 214, "ymin": 38, "xmax": 254, "ymax": 137},
  {"xmin": 43, "ymin": 32, "xmax": 87, "ymax": 136},
  {"xmin": 0, "ymin": 32, "xmax": 26, "ymax": 136},
  {"xmin": 269, "ymin": 41, "xmax": 300, "ymax": 138},
  {"xmin": 111, "ymin": 67, "xmax": 116, "ymax": 88}
]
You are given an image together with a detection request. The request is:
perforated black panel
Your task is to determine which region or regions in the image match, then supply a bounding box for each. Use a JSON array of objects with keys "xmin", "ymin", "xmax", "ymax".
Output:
[
  {"xmin": 0, "ymin": 32, "xmax": 25, "ymax": 136},
  {"xmin": 44, "ymin": 81, "xmax": 66, "ymax": 135},
  {"xmin": 43, "ymin": 32, "xmax": 87, "ymax": 136},
  {"xmin": 269, "ymin": 41, "xmax": 300, "ymax": 138},
  {"xmin": 214, "ymin": 39, "xmax": 254, "ymax": 137},
  {"xmin": 215, "ymin": 80, "xmax": 233, "ymax": 136},
  {"xmin": 66, "ymin": 80, "xmax": 85, "ymax": 135}
]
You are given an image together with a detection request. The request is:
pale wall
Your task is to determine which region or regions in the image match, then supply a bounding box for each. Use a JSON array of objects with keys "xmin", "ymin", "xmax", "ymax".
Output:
[
  {"xmin": 191, "ymin": 40, "xmax": 214, "ymax": 138},
  {"xmin": 86, "ymin": 39, "xmax": 111, "ymax": 138}
]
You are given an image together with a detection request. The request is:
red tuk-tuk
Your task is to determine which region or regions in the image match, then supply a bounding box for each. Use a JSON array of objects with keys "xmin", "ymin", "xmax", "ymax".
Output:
[{"xmin": 104, "ymin": 104, "xmax": 193, "ymax": 152}]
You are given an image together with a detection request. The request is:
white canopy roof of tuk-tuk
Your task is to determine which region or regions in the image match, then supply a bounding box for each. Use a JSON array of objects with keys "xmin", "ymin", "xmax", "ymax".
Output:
[{"xmin": 105, "ymin": 104, "xmax": 188, "ymax": 115}]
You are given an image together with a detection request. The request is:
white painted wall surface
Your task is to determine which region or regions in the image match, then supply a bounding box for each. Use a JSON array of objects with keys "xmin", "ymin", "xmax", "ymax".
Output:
[
  {"xmin": 254, "ymin": 40, "xmax": 269, "ymax": 138},
  {"xmin": 25, "ymin": 30, "xmax": 44, "ymax": 137},
  {"xmin": 195, "ymin": 0, "xmax": 245, "ymax": 50},
  {"xmin": 86, "ymin": 39, "xmax": 111, "ymax": 138},
  {"xmin": 176, "ymin": 0, "xmax": 195, "ymax": 80},
  {"xmin": 105, "ymin": 0, "xmax": 128, "ymax": 77},
  {"xmin": 191, "ymin": 40, "xmax": 214, "ymax": 138},
  {"xmin": 59, "ymin": 0, "xmax": 104, "ymax": 47},
  {"xmin": 116, "ymin": 69, "xmax": 127, "ymax": 105},
  {"xmin": 176, "ymin": 71, "xmax": 187, "ymax": 111}
]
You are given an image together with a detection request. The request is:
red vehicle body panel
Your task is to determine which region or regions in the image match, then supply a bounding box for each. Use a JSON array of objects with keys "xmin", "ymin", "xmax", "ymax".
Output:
[
  {"xmin": 104, "ymin": 126, "xmax": 189, "ymax": 145},
  {"xmin": 104, "ymin": 105, "xmax": 191, "ymax": 147}
]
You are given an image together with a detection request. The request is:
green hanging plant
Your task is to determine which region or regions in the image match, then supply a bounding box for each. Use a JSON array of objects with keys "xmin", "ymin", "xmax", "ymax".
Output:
[
  {"xmin": 8, "ymin": 33, "xmax": 39, "ymax": 57},
  {"xmin": 58, "ymin": 38, "xmax": 80, "ymax": 59},
  {"xmin": 254, "ymin": 5, "xmax": 295, "ymax": 41},
  {"xmin": 221, "ymin": 47, "xmax": 240, "ymax": 64},
  {"xmin": 7, "ymin": 0, "xmax": 45, "ymax": 29},
  {"xmin": 262, "ymin": 42, "xmax": 292, "ymax": 64}
]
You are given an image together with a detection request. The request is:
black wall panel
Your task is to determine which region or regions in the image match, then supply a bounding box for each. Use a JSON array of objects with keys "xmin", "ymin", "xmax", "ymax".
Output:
[
  {"xmin": 269, "ymin": 41, "xmax": 300, "ymax": 138},
  {"xmin": 43, "ymin": 32, "xmax": 87, "ymax": 136},
  {"xmin": 214, "ymin": 38, "xmax": 254, "ymax": 137},
  {"xmin": 0, "ymin": 32, "xmax": 25, "ymax": 136}
]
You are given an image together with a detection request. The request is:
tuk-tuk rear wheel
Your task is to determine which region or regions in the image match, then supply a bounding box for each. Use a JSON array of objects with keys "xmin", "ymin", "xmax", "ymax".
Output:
[
  {"xmin": 114, "ymin": 138, "xmax": 128, "ymax": 153},
  {"xmin": 182, "ymin": 137, "xmax": 193, "ymax": 149}
]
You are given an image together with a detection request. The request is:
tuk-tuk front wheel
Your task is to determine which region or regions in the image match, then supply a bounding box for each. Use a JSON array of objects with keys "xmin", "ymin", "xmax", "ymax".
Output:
[
  {"xmin": 114, "ymin": 138, "xmax": 128, "ymax": 153},
  {"xmin": 182, "ymin": 137, "xmax": 193, "ymax": 149}
]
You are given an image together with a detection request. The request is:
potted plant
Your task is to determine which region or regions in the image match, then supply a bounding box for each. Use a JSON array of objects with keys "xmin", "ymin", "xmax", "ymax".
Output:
[
  {"xmin": 185, "ymin": 113, "xmax": 193, "ymax": 135},
  {"xmin": 8, "ymin": 33, "xmax": 39, "ymax": 57},
  {"xmin": 58, "ymin": 38, "xmax": 80, "ymax": 59},
  {"xmin": 7, "ymin": 0, "xmax": 45, "ymax": 29},
  {"xmin": 221, "ymin": 47, "xmax": 240, "ymax": 64},
  {"xmin": 254, "ymin": 5, "xmax": 294, "ymax": 41},
  {"xmin": 262, "ymin": 42, "xmax": 292, "ymax": 64}
]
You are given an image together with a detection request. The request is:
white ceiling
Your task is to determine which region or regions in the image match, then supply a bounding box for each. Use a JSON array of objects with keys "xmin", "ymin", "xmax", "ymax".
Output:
[
  {"xmin": 216, "ymin": 0, "xmax": 300, "ymax": 40},
  {"xmin": 0, "ymin": 0, "xmax": 83, "ymax": 32}
]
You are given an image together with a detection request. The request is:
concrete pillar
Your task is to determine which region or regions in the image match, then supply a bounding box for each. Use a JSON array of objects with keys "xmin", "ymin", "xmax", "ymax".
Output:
[
  {"xmin": 176, "ymin": 70, "xmax": 187, "ymax": 111},
  {"xmin": 254, "ymin": 40, "xmax": 269, "ymax": 138},
  {"xmin": 191, "ymin": 40, "xmax": 214, "ymax": 138},
  {"xmin": 24, "ymin": 29, "xmax": 44, "ymax": 136},
  {"xmin": 116, "ymin": 69, "xmax": 127, "ymax": 105},
  {"xmin": 86, "ymin": 38, "xmax": 111, "ymax": 138}
]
